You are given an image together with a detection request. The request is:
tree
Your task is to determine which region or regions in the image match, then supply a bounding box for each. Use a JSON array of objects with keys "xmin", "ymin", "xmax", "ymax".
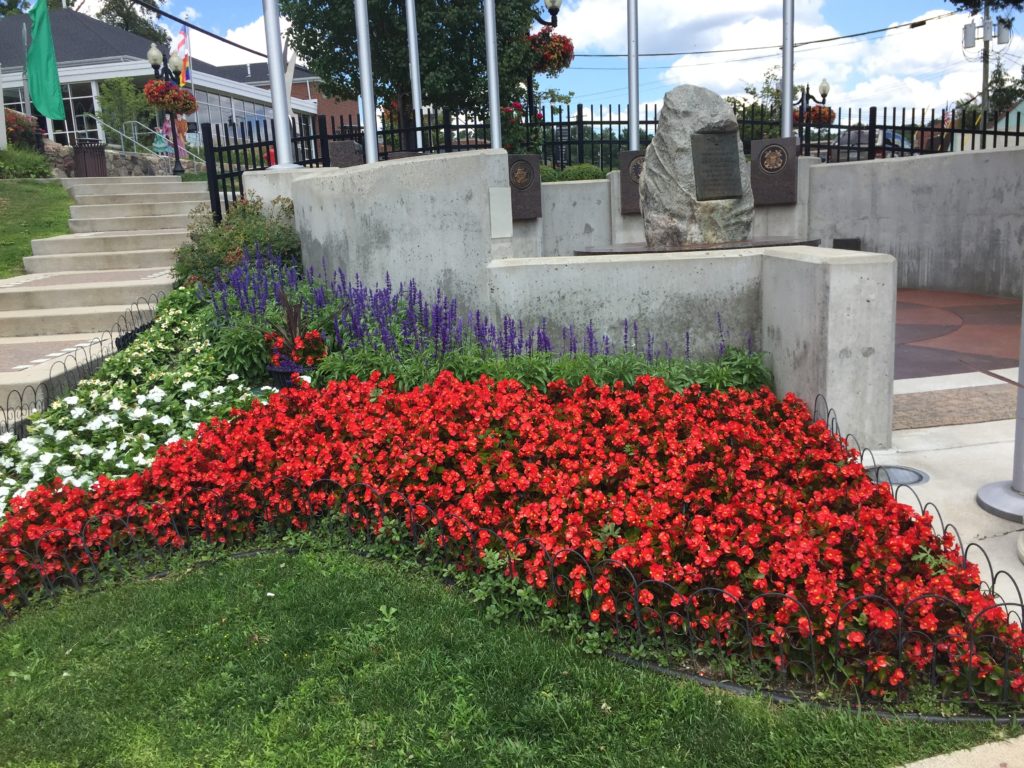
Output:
[
  {"xmin": 279, "ymin": 0, "xmax": 538, "ymax": 116},
  {"xmin": 97, "ymin": 0, "xmax": 167, "ymax": 45},
  {"xmin": 946, "ymin": 0, "xmax": 1023, "ymax": 13},
  {"xmin": 97, "ymin": 77, "xmax": 155, "ymax": 148},
  {"xmin": 987, "ymin": 56, "xmax": 1024, "ymax": 114},
  {"xmin": 1, "ymin": 0, "xmax": 77, "ymax": 17}
]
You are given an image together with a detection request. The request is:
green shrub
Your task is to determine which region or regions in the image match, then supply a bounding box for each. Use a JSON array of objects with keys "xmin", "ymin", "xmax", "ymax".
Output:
[
  {"xmin": 206, "ymin": 315, "xmax": 272, "ymax": 383},
  {"xmin": 539, "ymin": 164, "xmax": 561, "ymax": 183},
  {"xmin": 173, "ymin": 195, "xmax": 301, "ymax": 287},
  {"xmin": 0, "ymin": 147, "xmax": 51, "ymax": 179},
  {"xmin": 558, "ymin": 163, "xmax": 606, "ymax": 181}
]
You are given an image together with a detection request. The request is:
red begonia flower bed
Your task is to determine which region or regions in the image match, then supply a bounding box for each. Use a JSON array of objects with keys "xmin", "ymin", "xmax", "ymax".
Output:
[{"xmin": 2, "ymin": 372, "xmax": 1022, "ymax": 704}]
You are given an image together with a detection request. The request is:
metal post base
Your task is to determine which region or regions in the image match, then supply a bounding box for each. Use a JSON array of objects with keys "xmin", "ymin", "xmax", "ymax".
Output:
[{"xmin": 976, "ymin": 481, "xmax": 1024, "ymax": 523}]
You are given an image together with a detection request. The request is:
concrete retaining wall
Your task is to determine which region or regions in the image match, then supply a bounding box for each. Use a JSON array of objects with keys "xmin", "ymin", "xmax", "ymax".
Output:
[
  {"xmin": 754, "ymin": 149, "xmax": 1024, "ymax": 297},
  {"xmin": 244, "ymin": 155, "xmax": 896, "ymax": 447}
]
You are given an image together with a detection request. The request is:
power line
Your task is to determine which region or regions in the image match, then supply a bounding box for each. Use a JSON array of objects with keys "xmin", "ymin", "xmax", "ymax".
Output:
[
  {"xmin": 573, "ymin": 11, "xmax": 958, "ymax": 59},
  {"xmin": 130, "ymin": 0, "xmax": 270, "ymax": 59}
]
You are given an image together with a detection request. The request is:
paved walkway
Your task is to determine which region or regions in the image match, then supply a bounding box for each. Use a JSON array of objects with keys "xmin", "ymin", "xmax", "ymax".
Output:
[{"xmin": 887, "ymin": 290, "xmax": 1024, "ymax": 768}]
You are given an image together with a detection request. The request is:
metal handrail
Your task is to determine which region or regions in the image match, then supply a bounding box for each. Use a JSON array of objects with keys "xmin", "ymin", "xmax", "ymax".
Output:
[{"xmin": 84, "ymin": 113, "xmax": 204, "ymax": 164}]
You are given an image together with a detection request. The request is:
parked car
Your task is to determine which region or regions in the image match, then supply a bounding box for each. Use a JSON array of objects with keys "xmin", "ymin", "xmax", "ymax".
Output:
[{"xmin": 827, "ymin": 129, "xmax": 913, "ymax": 162}]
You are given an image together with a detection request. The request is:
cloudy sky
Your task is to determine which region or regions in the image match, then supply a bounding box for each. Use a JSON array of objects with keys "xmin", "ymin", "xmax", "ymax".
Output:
[{"xmin": 82, "ymin": 0, "xmax": 1024, "ymax": 113}]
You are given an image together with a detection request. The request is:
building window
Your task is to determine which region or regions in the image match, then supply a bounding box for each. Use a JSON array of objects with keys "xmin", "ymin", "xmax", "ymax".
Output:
[{"xmin": 50, "ymin": 82, "xmax": 99, "ymax": 145}]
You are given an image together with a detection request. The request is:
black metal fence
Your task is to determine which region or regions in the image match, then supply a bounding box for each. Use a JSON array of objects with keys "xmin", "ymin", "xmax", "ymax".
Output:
[
  {"xmin": 736, "ymin": 103, "xmax": 1024, "ymax": 161},
  {"xmin": 200, "ymin": 115, "xmax": 330, "ymax": 222},
  {"xmin": 200, "ymin": 102, "xmax": 1024, "ymax": 221}
]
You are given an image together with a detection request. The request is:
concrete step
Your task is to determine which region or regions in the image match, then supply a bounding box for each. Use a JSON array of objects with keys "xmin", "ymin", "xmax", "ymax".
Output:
[
  {"xmin": 70, "ymin": 213, "xmax": 192, "ymax": 233},
  {"xmin": 0, "ymin": 304, "xmax": 157, "ymax": 337},
  {"xmin": 0, "ymin": 273, "xmax": 173, "ymax": 311},
  {"xmin": 0, "ymin": 333, "xmax": 118, "ymax": 409},
  {"xmin": 61, "ymin": 175, "xmax": 184, "ymax": 188},
  {"xmin": 32, "ymin": 229, "xmax": 189, "ymax": 256},
  {"xmin": 70, "ymin": 200, "xmax": 205, "ymax": 219},
  {"xmin": 67, "ymin": 190, "xmax": 209, "ymax": 206},
  {"xmin": 23, "ymin": 248, "xmax": 178, "ymax": 273},
  {"xmin": 68, "ymin": 180, "xmax": 206, "ymax": 199}
]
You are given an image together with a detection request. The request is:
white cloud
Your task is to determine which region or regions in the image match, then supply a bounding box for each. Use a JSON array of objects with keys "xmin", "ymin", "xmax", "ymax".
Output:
[
  {"xmin": 556, "ymin": 2, "xmax": 1021, "ymax": 113},
  {"xmin": 189, "ymin": 16, "xmax": 277, "ymax": 65}
]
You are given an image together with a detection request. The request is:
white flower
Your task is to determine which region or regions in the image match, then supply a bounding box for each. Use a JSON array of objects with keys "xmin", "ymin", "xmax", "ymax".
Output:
[
  {"xmin": 85, "ymin": 416, "xmax": 107, "ymax": 431},
  {"xmin": 152, "ymin": 415, "xmax": 173, "ymax": 427},
  {"xmin": 63, "ymin": 396, "xmax": 79, "ymax": 406},
  {"xmin": 147, "ymin": 386, "xmax": 166, "ymax": 403},
  {"xmin": 54, "ymin": 430, "xmax": 71, "ymax": 442},
  {"xmin": 129, "ymin": 407, "xmax": 149, "ymax": 420},
  {"xmin": 184, "ymin": 398, "xmax": 200, "ymax": 409},
  {"xmin": 181, "ymin": 381, "xmax": 197, "ymax": 392},
  {"xmin": 70, "ymin": 407, "xmax": 86, "ymax": 419},
  {"xmin": 19, "ymin": 441, "xmax": 39, "ymax": 459},
  {"xmin": 226, "ymin": 374, "xmax": 239, "ymax": 382},
  {"xmin": 165, "ymin": 435, "xmax": 181, "ymax": 445},
  {"xmin": 198, "ymin": 390, "xmax": 210, "ymax": 400},
  {"xmin": 37, "ymin": 452, "xmax": 55, "ymax": 466},
  {"xmin": 0, "ymin": 433, "xmax": 13, "ymax": 445},
  {"xmin": 56, "ymin": 464, "xmax": 74, "ymax": 476},
  {"xmin": 109, "ymin": 398, "xmax": 123, "ymax": 412}
]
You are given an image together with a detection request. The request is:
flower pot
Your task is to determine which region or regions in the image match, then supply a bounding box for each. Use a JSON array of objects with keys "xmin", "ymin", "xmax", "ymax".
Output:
[{"xmin": 267, "ymin": 365, "xmax": 310, "ymax": 389}]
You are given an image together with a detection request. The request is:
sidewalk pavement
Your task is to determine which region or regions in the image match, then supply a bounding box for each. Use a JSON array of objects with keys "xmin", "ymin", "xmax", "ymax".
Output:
[{"xmin": 889, "ymin": 290, "xmax": 1024, "ymax": 768}]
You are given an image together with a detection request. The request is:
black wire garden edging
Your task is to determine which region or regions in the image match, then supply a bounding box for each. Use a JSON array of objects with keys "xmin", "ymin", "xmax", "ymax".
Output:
[{"xmin": 0, "ymin": 293, "xmax": 164, "ymax": 439}]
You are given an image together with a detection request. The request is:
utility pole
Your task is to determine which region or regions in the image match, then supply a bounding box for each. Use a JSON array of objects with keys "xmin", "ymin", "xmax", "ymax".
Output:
[
  {"xmin": 781, "ymin": 0, "xmax": 794, "ymax": 138},
  {"xmin": 982, "ymin": 1, "xmax": 991, "ymax": 116}
]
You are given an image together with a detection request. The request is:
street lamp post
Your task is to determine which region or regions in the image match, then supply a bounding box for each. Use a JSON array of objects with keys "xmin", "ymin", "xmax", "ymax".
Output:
[
  {"xmin": 526, "ymin": 0, "xmax": 562, "ymax": 128},
  {"xmin": 146, "ymin": 42, "xmax": 185, "ymax": 176},
  {"xmin": 793, "ymin": 78, "xmax": 830, "ymax": 156}
]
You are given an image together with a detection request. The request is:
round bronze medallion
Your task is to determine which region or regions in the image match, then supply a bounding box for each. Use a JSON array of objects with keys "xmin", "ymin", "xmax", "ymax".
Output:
[
  {"xmin": 628, "ymin": 155, "xmax": 645, "ymax": 183},
  {"xmin": 509, "ymin": 160, "xmax": 535, "ymax": 191},
  {"xmin": 758, "ymin": 144, "xmax": 787, "ymax": 174}
]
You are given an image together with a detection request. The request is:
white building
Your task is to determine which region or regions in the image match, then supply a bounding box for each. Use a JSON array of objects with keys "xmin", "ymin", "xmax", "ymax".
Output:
[{"xmin": 0, "ymin": 8, "xmax": 317, "ymax": 147}]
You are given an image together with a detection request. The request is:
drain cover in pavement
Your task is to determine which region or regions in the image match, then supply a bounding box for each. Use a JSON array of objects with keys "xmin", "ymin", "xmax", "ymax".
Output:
[{"xmin": 866, "ymin": 465, "xmax": 929, "ymax": 486}]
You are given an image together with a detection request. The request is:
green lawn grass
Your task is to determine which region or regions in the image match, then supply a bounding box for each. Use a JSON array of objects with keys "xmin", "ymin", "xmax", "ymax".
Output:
[
  {"xmin": 0, "ymin": 546, "xmax": 1010, "ymax": 768},
  {"xmin": 0, "ymin": 179, "xmax": 72, "ymax": 278}
]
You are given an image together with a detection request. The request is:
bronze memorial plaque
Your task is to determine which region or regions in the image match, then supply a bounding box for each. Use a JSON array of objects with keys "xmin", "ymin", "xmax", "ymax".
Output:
[
  {"xmin": 690, "ymin": 132, "xmax": 743, "ymax": 201},
  {"xmin": 508, "ymin": 154, "xmax": 541, "ymax": 220},
  {"xmin": 750, "ymin": 137, "xmax": 798, "ymax": 206}
]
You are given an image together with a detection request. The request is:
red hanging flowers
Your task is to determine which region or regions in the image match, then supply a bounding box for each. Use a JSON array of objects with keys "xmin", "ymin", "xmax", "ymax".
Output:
[
  {"xmin": 143, "ymin": 79, "xmax": 198, "ymax": 115},
  {"xmin": 529, "ymin": 28, "xmax": 575, "ymax": 76}
]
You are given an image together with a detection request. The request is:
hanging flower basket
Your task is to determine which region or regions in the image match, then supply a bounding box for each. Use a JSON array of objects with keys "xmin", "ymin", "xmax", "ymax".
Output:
[
  {"xmin": 794, "ymin": 105, "xmax": 835, "ymax": 126},
  {"xmin": 143, "ymin": 79, "xmax": 198, "ymax": 115},
  {"xmin": 529, "ymin": 28, "xmax": 574, "ymax": 76}
]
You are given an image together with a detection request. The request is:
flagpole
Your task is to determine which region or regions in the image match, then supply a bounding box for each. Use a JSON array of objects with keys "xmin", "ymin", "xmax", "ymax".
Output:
[
  {"xmin": 21, "ymin": 22, "xmax": 31, "ymax": 115},
  {"xmin": 0, "ymin": 62, "xmax": 6, "ymax": 150}
]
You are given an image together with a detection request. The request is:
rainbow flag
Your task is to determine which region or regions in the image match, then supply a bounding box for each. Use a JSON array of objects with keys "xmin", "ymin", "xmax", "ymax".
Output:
[{"xmin": 175, "ymin": 24, "xmax": 191, "ymax": 87}]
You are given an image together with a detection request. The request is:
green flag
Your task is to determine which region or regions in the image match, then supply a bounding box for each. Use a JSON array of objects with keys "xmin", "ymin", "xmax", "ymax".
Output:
[{"xmin": 26, "ymin": 0, "xmax": 65, "ymax": 121}]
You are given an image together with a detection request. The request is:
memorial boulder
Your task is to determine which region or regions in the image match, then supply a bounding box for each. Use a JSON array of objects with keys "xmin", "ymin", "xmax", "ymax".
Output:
[{"xmin": 639, "ymin": 85, "xmax": 754, "ymax": 248}]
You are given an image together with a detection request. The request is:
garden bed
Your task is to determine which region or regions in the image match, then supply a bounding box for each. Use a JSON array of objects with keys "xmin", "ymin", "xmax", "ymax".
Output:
[{"xmin": 2, "ymin": 370, "xmax": 1022, "ymax": 713}]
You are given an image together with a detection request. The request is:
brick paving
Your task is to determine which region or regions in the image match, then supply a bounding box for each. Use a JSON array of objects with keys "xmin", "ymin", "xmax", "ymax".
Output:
[
  {"xmin": 894, "ymin": 384, "xmax": 1017, "ymax": 430},
  {"xmin": 893, "ymin": 289, "xmax": 1021, "ymax": 429}
]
